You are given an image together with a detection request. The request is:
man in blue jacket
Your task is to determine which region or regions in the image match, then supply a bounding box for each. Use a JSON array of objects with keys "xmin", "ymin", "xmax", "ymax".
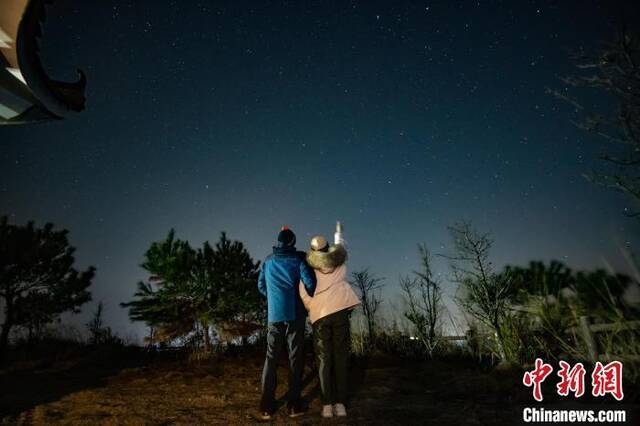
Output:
[{"xmin": 258, "ymin": 226, "xmax": 316, "ymax": 419}]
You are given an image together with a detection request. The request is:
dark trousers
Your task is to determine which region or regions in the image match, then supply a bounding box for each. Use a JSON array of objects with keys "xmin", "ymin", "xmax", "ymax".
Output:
[
  {"xmin": 313, "ymin": 309, "xmax": 351, "ymax": 405},
  {"xmin": 260, "ymin": 318, "xmax": 305, "ymax": 412}
]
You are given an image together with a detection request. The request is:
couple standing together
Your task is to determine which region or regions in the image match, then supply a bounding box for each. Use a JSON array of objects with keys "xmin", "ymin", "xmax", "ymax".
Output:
[{"xmin": 257, "ymin": 222, "xmax": 361, "ymax": 420}]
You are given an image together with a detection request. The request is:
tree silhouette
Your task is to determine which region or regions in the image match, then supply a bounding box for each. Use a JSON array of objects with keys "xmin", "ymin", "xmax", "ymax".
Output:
[
  {"xmin": 85, "ymin": 301, "xmax": 119, "ymax": 345},
  {"xmin": 0, "ymin": 216, "xmax": 94, "ymax": 361},
  {"xmin": 505, "ymin": 260, "xmax": 574, "ymax": 305},
  {"xmin": 400, "ymin": 243, "xmax": 443, "ymax": 357},
  {"xmin": 210, "ymin": 233, "xmax": 263, "ymax": 340},
  {"xmin": 500, "ymin": 260, "xmax": 638, "ymax": 363},
  {"xmin": 121, "ymin": 229, "xmax": 202, "ymax": 345},
  {"xmin": 446, "ymin": 221, "xmax": 511, "ymax": 362},
  {"xmin": 550, "ymin": 29, "xmax": 640, "ymax": 216},
  {"xmin": 351, "ymin": 268, "xmax": 384, "ymax": 344},
  {"xmin": 121, "ymin": 230, "xmax": 261, "ymax": 349},
  {"xmin": 505, "ymin": 260, "xmax": 637, "ymax": 317}
]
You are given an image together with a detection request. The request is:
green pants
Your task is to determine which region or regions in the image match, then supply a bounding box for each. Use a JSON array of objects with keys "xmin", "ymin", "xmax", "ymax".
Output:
[{"xmin": 313, "ymin": 309, "xmax": 351, "ymax": 405}]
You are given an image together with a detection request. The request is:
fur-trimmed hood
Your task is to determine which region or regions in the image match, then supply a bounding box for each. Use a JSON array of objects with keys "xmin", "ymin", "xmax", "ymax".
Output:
[{"xmin": 306, "ymin": 244, "xmax": 347, "ymax": 271}]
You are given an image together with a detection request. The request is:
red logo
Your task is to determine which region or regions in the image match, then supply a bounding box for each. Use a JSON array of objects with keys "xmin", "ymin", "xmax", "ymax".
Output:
[
  {"xmin": 591, "ymin": 361, "xmax": 623, "ymax": 401},
  {"xmin": 523, "ymin": 359, "xmax": 623, "ymax": 402},
  {"xmin": 556, "ymin": 361, "xmax": 586, "ymax": 398},
  {"xmin": 523, "ymin": 358, "xmax": 554, "ymax": 402}
]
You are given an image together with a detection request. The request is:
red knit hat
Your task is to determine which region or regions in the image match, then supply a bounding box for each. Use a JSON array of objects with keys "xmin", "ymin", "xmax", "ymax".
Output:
[{"xmin": 277, "ymin": 226, "xmax": 296, "ymax": 247}]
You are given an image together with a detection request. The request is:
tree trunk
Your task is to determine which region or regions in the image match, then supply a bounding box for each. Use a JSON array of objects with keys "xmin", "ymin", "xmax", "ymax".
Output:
[
  {"xmin": 148, "ymin": 326, "xmax": 156, "ymax": 347},
  {"xmin": 367, "ymin": 317, "xmax": 375, "ymax": 346},
  {"xmin": 203, "ymin": 322, "xmax": 211, "ymax": 351},
  {"xmin": 0, "ymin": 321, "xmax": 12, "ymax": 363},
  {"xmin": 493, "ymin": 323, "xmax": 507, "ymax": 362},
  {"xmin": 0, "ymin": 300, "xmax": 13, "ymax": 363},
  {"xmin": 427, "ymin": 326, "xmax": 436, "ymax": 358}
]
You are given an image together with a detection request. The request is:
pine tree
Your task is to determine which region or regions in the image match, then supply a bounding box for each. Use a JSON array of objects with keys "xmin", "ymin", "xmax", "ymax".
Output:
[
  {"xmin": 121, "ymin": 229, "xmax": 199, "ymax": 344},
  {"xmin": 0, "ymin": 216, "xmax": 94, "ymax": 361},
  {"xmin": 121, "ymin": 230, "xmax": 262, "ymax": 349},
  {"xmin": 210, "ymin": 232, "xmax": 262, "ymax": 326}
]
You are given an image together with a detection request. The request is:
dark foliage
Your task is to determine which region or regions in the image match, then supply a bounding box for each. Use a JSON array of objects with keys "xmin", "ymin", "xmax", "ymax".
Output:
[
  {"xmin": 505, "ymin": 260, "xmax": 637, "ymax": 317},
  {"xmin": 0, "ymin": 216, "xmax": 94, "ymax": 361},
  {"xmin": 121, "ymin": 230, "xmax": 262, "ymax": 348}
]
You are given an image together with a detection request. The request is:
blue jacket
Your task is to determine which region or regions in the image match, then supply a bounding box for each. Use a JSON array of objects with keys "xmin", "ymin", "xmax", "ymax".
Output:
[{"xmin": 258, "ymin": 245, "xmax": 316, "ymax": 323}]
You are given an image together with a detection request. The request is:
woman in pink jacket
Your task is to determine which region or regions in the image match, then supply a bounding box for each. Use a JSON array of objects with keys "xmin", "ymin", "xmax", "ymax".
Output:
[{"xmin": 299, "ymin": 222, "xmax": 361, "ymax": 418}]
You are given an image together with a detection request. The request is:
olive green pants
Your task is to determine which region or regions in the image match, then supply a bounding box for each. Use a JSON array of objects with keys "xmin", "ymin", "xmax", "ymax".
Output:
[{"xmin": 313, "ymin": 309, "xmax": 351, "ymax": 405}]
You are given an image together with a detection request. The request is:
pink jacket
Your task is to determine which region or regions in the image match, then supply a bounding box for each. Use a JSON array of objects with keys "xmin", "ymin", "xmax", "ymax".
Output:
[{"xmin": 299, "ymin": 254, "xmax": 361, "ymax": 324}]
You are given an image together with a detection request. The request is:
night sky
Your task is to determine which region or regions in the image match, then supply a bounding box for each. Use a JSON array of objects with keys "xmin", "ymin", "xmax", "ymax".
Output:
[{"xmin": 2, "ymin": 0, "xmax": 640, "ymax": 339}]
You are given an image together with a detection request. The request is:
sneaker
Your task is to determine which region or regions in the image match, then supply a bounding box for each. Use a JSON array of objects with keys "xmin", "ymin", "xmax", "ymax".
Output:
[
  {"xmin": 259, "ymin": 411, "xmax": 273, "ymax": 421},
  {"xmin": 321, "ymin": 404, "xmax": 333, "ymax": 418},
  {"xmin": 334, "ymin": 403, "xmax": 347, "ymax": 417},
  {"xmin": 287, "ymin": 402, "xmax": 305, "ymax": 418}
]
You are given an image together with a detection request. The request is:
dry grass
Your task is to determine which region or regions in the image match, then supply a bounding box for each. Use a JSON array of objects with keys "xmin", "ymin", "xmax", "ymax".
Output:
[{"xmin": 1, "ymin": 348, "xmax": 638, "ymax": 425}]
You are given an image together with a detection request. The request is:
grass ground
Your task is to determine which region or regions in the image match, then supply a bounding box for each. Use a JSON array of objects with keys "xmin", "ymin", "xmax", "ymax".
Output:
[{"xmin": 1, "ymin": 345, "xmax": 638, "ymax": 425}]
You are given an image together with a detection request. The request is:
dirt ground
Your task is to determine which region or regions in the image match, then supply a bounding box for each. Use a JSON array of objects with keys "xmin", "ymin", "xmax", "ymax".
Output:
[{"xmin": 1, "ymin": 347, "xmax": 638, "ymax": 425}]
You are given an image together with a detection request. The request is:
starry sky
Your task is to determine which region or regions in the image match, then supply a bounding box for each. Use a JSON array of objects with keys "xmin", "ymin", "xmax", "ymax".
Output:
[{"xmin": 2, "ymin": 0, "xmax": 640, "ymax": 339}]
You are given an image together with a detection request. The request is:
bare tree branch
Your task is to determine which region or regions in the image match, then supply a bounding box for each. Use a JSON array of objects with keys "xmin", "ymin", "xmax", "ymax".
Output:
[
  {"xmin": 446, "ymin": 222, "xmax": 511, "ymax": 362},
  {"xmin": 553, "ymin": 30, "xmax": 640, "ymax": 216},
  {"xmin": 350, "ymin": 269, "xmax": 384, "ymax": 345}
]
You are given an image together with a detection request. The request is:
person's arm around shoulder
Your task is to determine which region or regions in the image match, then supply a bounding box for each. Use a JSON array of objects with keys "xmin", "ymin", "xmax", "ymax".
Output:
[
  {"xmin": 299, "ymin": 258, "xmax": 316, "ymax": 297},
  {"xmin": 299, "ymin": 280, "xmax": 313, "ymax": 309}
]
